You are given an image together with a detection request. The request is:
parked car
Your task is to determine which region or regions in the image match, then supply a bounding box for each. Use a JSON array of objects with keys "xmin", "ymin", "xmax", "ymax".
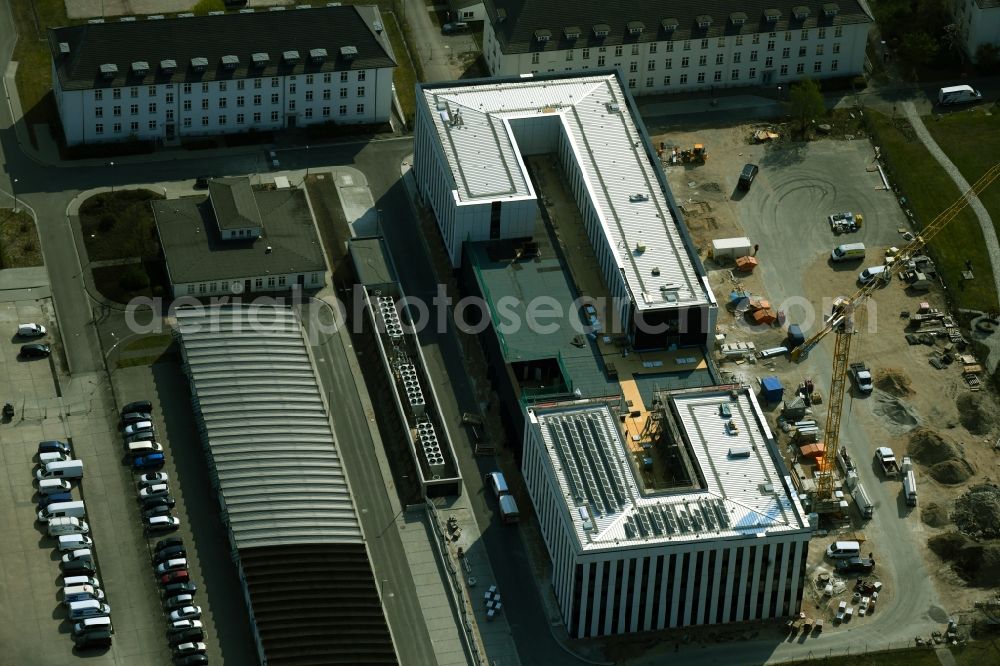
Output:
[
  {"xmin": 168, "ymin": 618, "xmax": 202, "ymax": 633},
  {"xmin": 125, "ymin": 431, "xmax": 158, "ymax": 445},
  {"xmin": 155, "ymin": 545, "xmax": 187, "ymax": 563},
  {"xmin": 61, "ymin": 548, "xmax": 93, "ymax": 565},
  {"xmin": 20, "ymin": 343, "xmax": 51, "ymax": 358},
  {"xmin": 120, "ymin": 412, "xmax": 152, "ymax": 426},
  {"xmin": 146, "ymin": 515, "xmax": 180, "ymax": 533},
  {"xmin": 164, "ymin": 594, "xmax": 197, "ymax": 611},
  {"xmin": 38, "ymin": 492, "xmax": 74, "ymax": 510},
  {"xmin": 163, "ymin": 582, "xmax": 197, "ymax": 596},
  {"xmin": 143, "ymin": 505, "xmax": 173, "ymax": 520},
  {"xmin": 61, "ymin": 559, "xmax": 96, "ymax": 575},
  {"xmin": 123, "ymin": 421, "xmax": 153, "ymax": 437},
  {"xmin": 38, "ymin": 440, "xmax": 71, "ymax": 455},
  {"xmin": 64, "ymin": 575, "xmax": 101, "ymax": 589},
  {"xmin": 174, "ymin": 641, "xmax": 207, "ymax": 657},
  {"xmin": 161, "ymin": 570, "xmax": 190, "ymax": 585},
  {"xmin": 155, "ymin": 558, "xmax": 188, "ymax": 575},
  {"xmin": 139, "ymin": 483, "xmax": 170, "ymax": 500},
  {"xmin": 133, "ymin": 453, "xmax": 165, "ymax": 471},
  {"xmin": 155, "ymin": 537, "xmax": 184, "ymax": 552},
  {"xmin": 835, "ymin": 556, "xmax": 876, "ymax": 574},
  {"xmin": 137, "ymin": 472, "xmax": 168, "ymax": 487},
  {"xmin": 143, "ymin": 496, "xmax": 176, "ymax": 511},
  {"xmin": 168, "ymin": 606, "xmax": 203, "ymax": 622},
  {"xmin": 17, "ymin": 323, "xmax": 46, "ymax": 337},
  {"xmin": 176, "ymin": 655, "xmax": 209, "ymax": 666},
  {"xmin": 169, "ymin": 627, "xmax": 204, "ymax": 646},
  {"xmin": 857, "ymin": 265, "xmax": 888, "ymax": 286},
  {"xmin": 73, "ymin": 629, "xmax": 112, "ymax": 649},
  {"xmin": 57, "ymin": 535, "xmax": 94, "ymax": 552},
  {"xmin": 121, "ymin": 400, "xmax": 152, "ymax": 415},
  {"xmin": 442, "ymin": 21, "xmax": 470, "ymax": 34},
  {"xmin": 737, "ymin": 163, "xmax": 759, "ymax": 191}
]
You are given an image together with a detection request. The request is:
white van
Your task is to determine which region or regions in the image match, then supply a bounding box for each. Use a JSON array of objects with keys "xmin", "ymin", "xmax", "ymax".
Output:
[
  {"xmin": 67, "ymin": 599, "xmax": 111, "ymax": 620},
  {"xmin": 37, "ymin": 478, "xmax": 72, "ymax": 495},
  {"xmin": 64, "ymin": 585, "xmax": 105, "ymax": 603},
  {"xmin": 35, "ymin": 459, "xmax": 84, "ymax": 481},
  {"xmin": 831, "ymin": 243, "xmax": 866, "ymax": 262},
  {"xmin": 826, "ymin": 540, "xmax": 862, "ymax": 559},
  {"xmin": 64, "ymin": 575, "xmax": 101, "ymax": 589},
  {"xmin": 485, "ymin": 471, "xmax": 510, "ymax": 499},
  {"xmin": 127, "ymin": 441, "xmax": 162, "ymax": 457},
  {"xmin": 58, "ymin": 534, "xmax": 94, "ymax": 552},
  {"xmin": 74, "ymin": 616, "xmax": 112, "ymax": 634},
  {"xmin": 938, "ymin": 85, "xmax": 982, "ymax": 106},
  {"xmin": 49, "ymin": 516, "xmax": 89, "ymax": 536},
  {"xmin": 38, "ymin": 451, "xmax": 70, "ymax": 466},
  {"xmin": 38, "ymin": 500, "xmax": 86, "ymax": 522},
  {"xmin": 858, "ymin": 265, "xmax": 887, "ymax": 285}
]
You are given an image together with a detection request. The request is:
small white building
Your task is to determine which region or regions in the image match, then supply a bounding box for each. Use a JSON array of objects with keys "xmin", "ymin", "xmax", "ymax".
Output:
[
  {"xmin": 481, "ymin": 0, "xmax": 873, "ymax": 93},
  {"xmin": 153, "ymin": 177, "xmax": 327, "ymax": 298},
  {"xmin": 449, "ymin": 0, "xmax": 487, "ymax": 23},
  {"xmin": 414, "ymin": 72, "xmax": 717, "ymax": 350},
  {"xmin": 48, "ymin": 5, "xmax": 396, "ymax": 146},
  {"xmin": 522, "ymin": 387, "xmax": 812, "ymax": 638},
  {"xmin": 953, "ymin": 0, "xmax": 1000, "ymax": 62}
]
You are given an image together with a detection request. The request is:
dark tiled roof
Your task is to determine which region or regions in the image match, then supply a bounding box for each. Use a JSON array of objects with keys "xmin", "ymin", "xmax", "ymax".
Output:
[
  {"xmin": 48, "ymin": 6, "xmax": 396, "ymax": 91},
  {"xmin": 484, "ymin": 0, "xmax": 873, "ymax": 55},
  {"xmin": 240, "ymin": 543, "xmax": 397, "ymax": 665},
  {"xmin": 209, "ymin": 177, "xmax": 262, "ymax": 231},
  {"xmin": 976, "ymin": 0, "xmax": 1000, "ymax": 8},
  {"xmin": 154, "ymin": 189, "xmax": 326, "ymax": 285}
]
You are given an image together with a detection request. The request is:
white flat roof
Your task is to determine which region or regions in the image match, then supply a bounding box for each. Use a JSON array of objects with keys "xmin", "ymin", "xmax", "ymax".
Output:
[
  {"xmin": 421, "ymin": 73, "xmax": 710, "ymax": 311},
  {"xmin": 527, "ymin": 388, "xmax": 809, "ymax": 553}
]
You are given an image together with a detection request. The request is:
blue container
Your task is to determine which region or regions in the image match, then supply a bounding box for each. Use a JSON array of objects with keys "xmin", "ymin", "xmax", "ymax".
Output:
[
  {"xmin": 761, "ymin": 376, "xmax": 784, "ymax": 403},
  {"xmin": 787, "ymin": 324, "xmax": 805, "ymax": 349}
]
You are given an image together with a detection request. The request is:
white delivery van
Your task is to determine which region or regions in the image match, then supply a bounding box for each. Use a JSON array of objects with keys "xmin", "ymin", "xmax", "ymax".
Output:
[
  {"xmin": 831, "ymin": 243, "xmax": 866, "ymax": 262},
  {"xmin": 485, "ymin": 471, "xmax": 510, "ymax": 499},
  {"xmin": 64, "ymin": 585, "xmax": 104, "ymax": 603},
  {"xmin": 58, "ymin": 534, "xmax": 94, "ymax": 552},
  {"xmin": 49, "ymin": 516, "xmax": 89, "ymax": 536},
  {"xmin": 38, "ymin": 500, "xmax": 86, "ymax": 522},
  {"xmin": 37, "ymin": 478, "xmax": 72, "ymax": 495},
  {"xmin": 498, "ymin": 495, "xmax": 520, "ymax": 523},
  {"xmin": 938, "ymin": 85, "xmax": 983, "ymax": 106},
  {"xmin": 64, "ymin": 575, "xmax": 101, "ymax": 588},
  {"xmin": 38, "ymin": 451, "xmax": 70, "ymax": 466},
  {"xmin": 35, "ymin": 459, "xmax": 84, "ymax": 481},
  {"xmin": 127, "ymin": 441, "xmax": 162, "ymax": 457},
  {"xmin": 67, "ymin": 599, "xmax": 111, "ymax": 620},
  {"xmin": 826, "ymin": 540, "xmax": 862, "ymax": 559}
]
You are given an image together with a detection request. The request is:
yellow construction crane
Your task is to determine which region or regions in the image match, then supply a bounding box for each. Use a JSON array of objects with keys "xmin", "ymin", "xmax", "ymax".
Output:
[{"xmin": 792, "ymin": 161, "xmax": 1000, "ymax": 503}]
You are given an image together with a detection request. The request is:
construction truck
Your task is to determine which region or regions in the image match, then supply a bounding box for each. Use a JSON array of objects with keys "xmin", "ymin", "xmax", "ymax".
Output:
[
  {"xmin": 875, "ymin": 447, "xmax": 900, "ymax": 478},
  {"xmin": 849, "ymin": 363, "xmax": 873, "ymax": 394},
  {"xmin": 679, "ymin": 144, "xmax": 707, "ymax": 163}
]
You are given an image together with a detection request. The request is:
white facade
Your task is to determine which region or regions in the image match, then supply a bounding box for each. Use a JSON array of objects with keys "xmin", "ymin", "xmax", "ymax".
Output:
[
  {"xmin": 954, "ymin": 0, "xmax": 1000, "ymax": 62},
  {"xmin": 53, "ymin": 66, "xmax": 393, "ymax": 146},
  {"xmin": 522, "ymin": 391, "xmax": 812, "ymax": 637},
  {"xmin": 483, "ymin": 19, "xmax": 869, "ymax": 94},
  {"xmin": 449, "ymin": 1, "xmax": 487, "ymax": 22},
  {"xmin": 173, "ymin": 271, "xmax": 326, "ymax": 299}
]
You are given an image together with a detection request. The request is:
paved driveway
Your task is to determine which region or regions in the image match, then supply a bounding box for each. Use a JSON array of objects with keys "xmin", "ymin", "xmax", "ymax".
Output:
[{"xmin": 403, "ymin": 0, "xmax": 481, "ymax": 81}]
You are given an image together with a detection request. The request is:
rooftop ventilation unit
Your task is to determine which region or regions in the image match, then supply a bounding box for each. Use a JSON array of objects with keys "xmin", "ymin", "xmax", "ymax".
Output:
[
  {"xmin": 269, "ymin": 5, "xmax": 285, "ymax": 10},
  {"xmin": 628, "ymin": 193, "xmax": 648, "ymax": 202},
  {"xmin": 627, "ymin": 21, "xmax": 644, "ymax": 35},
  {"xmin": 564, "ymin": 26, "xmax": 581, "ymax": 40},
  {"xmin": 696, "ymin": 15, "xmax": 713, "ymax": 29},
  {"xmin": 309, "ymin": 48, "xmax": 328, "ymax": 63},
  {"xmin": 792, "ymin": 6, "xmax": 810, "ymax": 20},
  {"xmin": 160, "ymin": 59, "xmax": 177, "ymax": 73},
  {"xmin": 728, "ymin": 446, "xmax": 752, "ymax": 458},
  {"xmin": 177, "ymin": 12, "xmax": 194, "ymax": 18},
  {"xmin": 764, "ymin": 9, "xmax": 781, "ymax": 23},
  {"xmin": 87, "ymin": 18, "xmax": 105, "ymax": 24},
  {"xmin": 592, "ymin": 23, "xmax": 610, "ymax": 38},
  {"xmin": 373, "ymin": 20, "xmax": 384, "ymax": 34},
  {"xmin": 635, "ymin": 242, "xmax": 646, "ymax": 253},
  {"xmin": 730, "ymin": 12, "xmax": 748, "ymax": 26},
  {"xmin": 58, "ymin": 42, "xmax": 70, "ymax": 55},
  {"xmin": 497, "ymin": 8, "xmax": 507, "ymax": 21},
  {"xmin": 120, "ymin": 16, "xmax": 136, "ymax": 22},
  {"xmin": 661, "ymin": 18, "xmax": 678, "ymax": 32},
  {"xmin": 239, "ymin": 8, "xmax": 255, "ymax": 13},
  {"xmin": 191, "ymin": 57, "xmax": 208, "ymax": 72},
  {"xmin": 340, "ymin": 45, "xmax": 358, "ymax": 60},
  {"xmin": 222, "ymin": 55, "xmax": 240, "ymax": 70},
  {"xmin": 605, "ymin": 102, "xmax": 620, "ymax": 113},
  {"xmin": 99, "ymin": 63, "xmax": 118, "ymax": 79},
  {"xmin": 327, "ymin": 2, "xmax": 343, "ymax": 5},
  {"xmin": 131, "ymin": 61, "xmax": 150, "ymax": 76},
  {"xmin": 148, "ymin": 14, "xmax": 165, "ymax": 20},
  {"xmin": 252, "ymin": 52, "xmax": 269, "ymax": 67},
  {"xmin": 822, "ymin": 2, "xmax": 840, "ymax": 16},
  {"xmin": 208, "ymin": 10, "xmax": 224, "ymax": 15},
  {"xmin": 283, "ymin": 50, "xmax": 300, "ymax": 64},
  {"xmin": 534, "ymin": 29, "xmax": 551, "ymax": 43},
  {"xmin": 297, "ymin": 3, "xmax": 313, "ymax": 7}
]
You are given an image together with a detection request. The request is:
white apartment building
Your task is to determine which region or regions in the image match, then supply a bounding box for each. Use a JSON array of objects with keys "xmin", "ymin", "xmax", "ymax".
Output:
[
  {"xmin": 953, "ymin": 0, "xmax": 1000, "ymax": 62},
  {"xmin": 415, "ymin": 72, "xmax": 717, "ymax": 350},
  {"xmin": 481, "ymin": 1, "xmax": 873, "ymax": 94},
  {"xmin": 48, "ymin": 5, "xmax": 396, "ymax": 146},
  {"xmin": 522, "ymin": 388, "xmax": 812, "ymax": 638}
]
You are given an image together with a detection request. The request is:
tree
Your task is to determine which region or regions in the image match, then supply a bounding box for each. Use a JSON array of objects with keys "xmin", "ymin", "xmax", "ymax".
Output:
[
  {"xmin": 786, "ymin": 78, "xmax": 825, "ymax": 134},
  {"xmin": 899, "ymin": 31, "xmax": 940, "ymax": 67}
]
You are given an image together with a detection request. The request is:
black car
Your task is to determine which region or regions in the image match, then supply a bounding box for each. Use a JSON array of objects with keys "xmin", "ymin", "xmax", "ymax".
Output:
[
  {"xmin": 74, "ymin": 630, "xmax": 112, "ymax": 649},
  {"xmin": 169, "ymin": 627, "xmax": 204, "ymax": 646},
  {"xmin": 122, "ymin": 400, "xmax": 153, "ymax": 415},
  {"xmin": 155, "ymin": 545, "xmax": 188, "ymax": 563},
  {"xmin": 737, "ymin": 163, "xmax": 759, "ymax": 191},
  {"xmin": 60, "ymin": 559, "xmax": 96, "ymax": 575},
  {"xmin": 143, "ymin": 496, "xmax": 177, "ymax": 511},
  {"xmin": 38, "ymin": 440, "xmax": 71, "ymax": 455},
  {"xmin": 163, "ymin": 581, "xmax": 197, "ymax": 596},
  {"xmin": 20, "ymin": 343, "xmax": 51, "ymax": 358},
  {"xmin": 120, "ymin": 412, "xmax": 152, "ymax": 426},
  {"xmin": 155, "ymin": 537, "xmax": 184, "ymax": 552},
  {"xmin": 175, "ymin": 655, "xmax": 209, "ymax": 666},
  {"xmin": 144, "ymin": 505, "xmax": 173, "ymax": 520},
  {"xmin": 125, "ymin": 430, "xmax": 156, "ymax": 444},
  {"xmin": 835, "ymin": 556, "xmax": 875, "ymax": 574}
]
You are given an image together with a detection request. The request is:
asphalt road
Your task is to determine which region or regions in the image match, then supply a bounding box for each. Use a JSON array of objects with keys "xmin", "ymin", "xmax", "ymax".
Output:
[{"xmin": 402, "ymin": 0, "xmax": 479, "ymax": 82}]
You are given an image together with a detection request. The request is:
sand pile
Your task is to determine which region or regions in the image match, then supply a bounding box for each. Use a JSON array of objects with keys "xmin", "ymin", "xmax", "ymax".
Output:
[
  {"xmin": 908, "ymin": 428, "xmax": 963, "ymax": 465},
  {"xmin": 921, "ymin": 502, "xmax": 949, "ymax": 528},
  {"xmin": 953, "ymin": 485, "xmax": 1000, "ymax": 540},
  {"xmin": 930, "ymin": 460, "xmax": 975, "ymax": 484},
  {"xmin": 956, "ymin": 394, "xmax": 996, "ymax": 435},
  {"xmin": 875, "ymin": 368, "xmax": 912, "ymax": 396},
  {"xmin": 928, "ymin": 531, "xmax": 1000, "ymax": 586}
]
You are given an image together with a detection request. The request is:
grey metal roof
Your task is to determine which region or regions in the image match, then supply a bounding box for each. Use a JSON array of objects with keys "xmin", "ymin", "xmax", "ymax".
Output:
[
  {"xmin": 208, "ymin": 177, "xmax": 263, "ymax": 231},
  {"xmin": 177, "ymin": 304, "xmax": 363, "ymax": 549},
  {"xmin": 484, "ymin": 0, "xmax": 874, "ymax": 55},
  {"xmin": 48, "ymin": 5, "xmax": 396, "ymax": 91},
  {"xmin": 349, "ymin": 237, "xmax": 397, "ymax": 288},
  {"xmin": 153, "ymin": 188, "xmax": 326, "ymax": 284}
]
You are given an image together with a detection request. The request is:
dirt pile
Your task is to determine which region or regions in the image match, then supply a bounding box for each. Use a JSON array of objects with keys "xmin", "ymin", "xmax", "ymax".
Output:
[
  {"xmin": 929, "ymin": 531, "xmax": 969, "ymax": 558},
  {"xmin": 930, "ymin": 460, "xmax": 975, "ymax": 484},
  {"xmin": 953, "ymin": 485, "xmax": 1000, "ymax": 540},
  {"xmin": 956, "ymin": 394, "xmax": 996, "ymax": 435},
  {"xmin": 928, "ymin": 531, "xmax": 1000, "ymax": 586},
  {"xmin": 875, "ymin": 368, "xmax": 912, "ymax": 396},
  {"xmin": 921, "ymin": 502, "xmax": 950, "ymax": 528},
  {"xmin": 908, "ymin": 428, "xmax": 963, "ymax": 465}
]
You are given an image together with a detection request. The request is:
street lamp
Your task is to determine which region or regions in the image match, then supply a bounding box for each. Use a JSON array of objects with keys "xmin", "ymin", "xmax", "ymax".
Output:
[
  {"xmin": 12, "ymin": 178, "xmax": 19, "ymax": 213},
  {"xmin": 109, "ymin": 161, "xmax": 115, "ymax": 193}
]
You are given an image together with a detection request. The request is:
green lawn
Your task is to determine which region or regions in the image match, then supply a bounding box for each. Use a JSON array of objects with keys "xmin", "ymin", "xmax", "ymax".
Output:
[
  {"xmin": 11, "ymin": 0, "xmax": 69, "ymax": 140},
  {"xmin": 78, "ymin": 190, "xmax": 165, "ymax": 262},
  {"xmin": 0, "ymin": 209, "xmax": 43, "ymax": 268},
  {"xmin": 781, "ymin": 640, "xmax": 1000, "ymax": 666},
  {"xmin": 866, "ymin": 110, "xmax": 998, "ymax": 312}
]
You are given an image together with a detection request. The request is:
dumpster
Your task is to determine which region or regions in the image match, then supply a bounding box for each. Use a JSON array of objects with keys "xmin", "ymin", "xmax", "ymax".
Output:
[
  {"xmin": 787, "ymin": 324, "xmax": 805, "ymax": 349},
  {"xmin": 761, "ymin": 376, "xmax": 784, "ymax": 403}
]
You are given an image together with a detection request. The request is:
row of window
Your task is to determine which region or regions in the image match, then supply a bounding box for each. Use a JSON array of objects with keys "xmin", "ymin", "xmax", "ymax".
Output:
[
  {"xmin": 536, "ymin": 26, "xmax": 846, "ymax": 64},
  {"xmin": 184, "ymin": 273, "xmax": 321, "ymax": 295},
  {"xmin": 540, "ymin": 42, "xmax": 841, "ymax": 66},
  {"xmin": 619, "ymin": 60, "xmax": 838, "ymax": 89},
  {"xmin": 95, "ymin": 87, "xmax": 365, "ymax": 116},
  {"xmin": 94, "ymin": 104, "xmax": 366, "ymax": 134},
  {"xmin": 92, "ymin": 71, "xmax": 367, "ymax": 100}
]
